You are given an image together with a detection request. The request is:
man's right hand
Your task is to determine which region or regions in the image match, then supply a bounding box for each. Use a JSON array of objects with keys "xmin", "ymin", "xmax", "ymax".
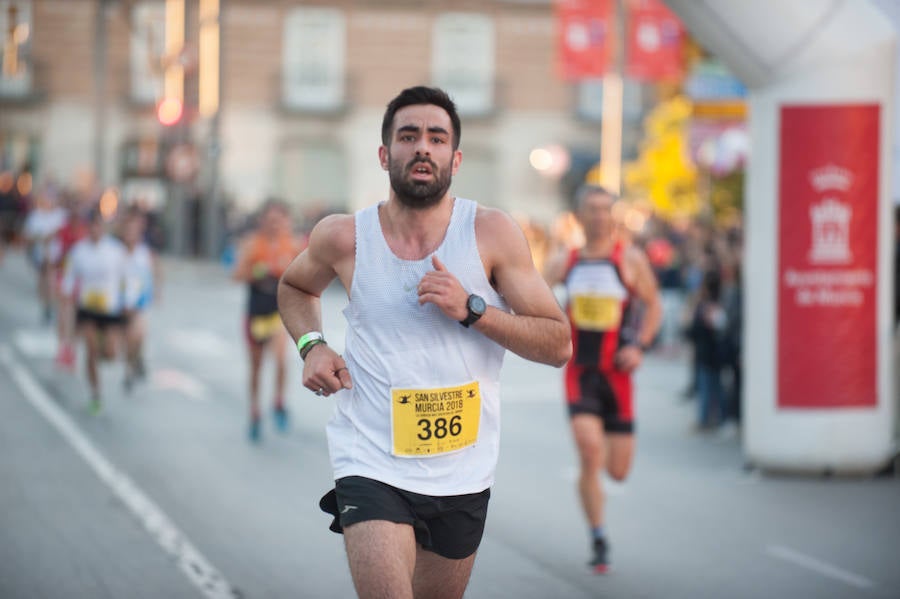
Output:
[{"xmin": 302, "ymin": 344, "xmax": 352, "ymax": 397}]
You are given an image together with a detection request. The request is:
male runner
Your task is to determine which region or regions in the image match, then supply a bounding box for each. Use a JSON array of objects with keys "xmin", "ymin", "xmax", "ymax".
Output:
[
  {"xmin": 277, "ymin": 86, "xmax": 571, "ymax": 599},
  {"xmin": 60, "ymin": 207, "xmax": 130, "ymax": 413},
  {"xmin": 544, "ymin": 184, "xmax": 662, "ymax": 573}
]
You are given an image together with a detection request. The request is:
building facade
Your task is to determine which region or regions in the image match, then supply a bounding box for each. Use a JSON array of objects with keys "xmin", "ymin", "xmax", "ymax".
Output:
[{"xmin": 0, "ymin": 0, "xmax": 651, "ymax": 253}]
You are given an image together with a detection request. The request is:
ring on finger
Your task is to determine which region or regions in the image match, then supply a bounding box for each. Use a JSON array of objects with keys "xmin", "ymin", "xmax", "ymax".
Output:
[{"xmin": 315, "ymin": 387, "xmax": 325, "ymax": 396}]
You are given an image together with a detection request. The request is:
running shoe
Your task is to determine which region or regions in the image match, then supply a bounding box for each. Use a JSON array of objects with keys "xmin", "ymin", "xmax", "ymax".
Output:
[
  {"xmin": 88, "ymin": 396, "xmax": 102, "ymax": 415},
  {"xmin": 589, "ymin": 537, "xmax": 610, "ymax": 574},
  {"xmin": 273, "ymin": 404, "xmax": 289, "ymax": 432},
  {"xmin": 248, "ymin": 416, "xmax": 261, "ymax": 443},
  {"xmin": 55, "ymin": 343, "xmax": 76, "ymax": 373}
]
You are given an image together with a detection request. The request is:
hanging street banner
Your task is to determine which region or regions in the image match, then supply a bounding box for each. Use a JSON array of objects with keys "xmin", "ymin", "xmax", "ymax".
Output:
[
  {"xmin": 625, "ymin": 0, "xmax": 684, "ymax": 82},
  {"xmin": 555, "ymin": 0, "xmax": 613, "ymax": 81},
  {"xmin": 777, "ymin": 104, "xmax": 879, "ymax": 409}
]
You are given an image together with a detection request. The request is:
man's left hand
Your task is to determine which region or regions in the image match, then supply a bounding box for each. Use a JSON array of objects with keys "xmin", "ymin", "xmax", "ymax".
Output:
[
  {"xmin": 615, "ymin": 345, "xmax": 644, "ymax": 372},
  {"xmin": 417, "ymin": 255, "xmax": 468, "ymax": 322}
]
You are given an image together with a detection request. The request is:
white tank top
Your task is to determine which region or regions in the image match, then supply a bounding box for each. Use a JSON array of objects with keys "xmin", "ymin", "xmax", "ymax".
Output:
[{"xmin": 326, "ymin": 198, "xmax": 509, "ymax": 495}]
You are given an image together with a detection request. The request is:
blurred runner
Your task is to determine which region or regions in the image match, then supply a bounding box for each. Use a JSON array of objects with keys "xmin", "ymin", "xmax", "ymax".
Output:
[
  {"xmin": 232, "ymin": 199, "xmax": 305, "ymax": 442},
  {"xmin": 544, "ymin": 184, "xmax": 662, "ymax": 574},
  {"xmin": 61, "ymin": 207, "xmax": 130, "ymax": 413},
  {"xmin": 22, "ymin": 189, "xmax": 67, "ymax": 324},
  {"xmin": 49, "ymin": 197, "xmax": 89, "ymax": 372},
  {"xmin": 120, "ymin": 208, "xmax": 162, "ymax": 392}
]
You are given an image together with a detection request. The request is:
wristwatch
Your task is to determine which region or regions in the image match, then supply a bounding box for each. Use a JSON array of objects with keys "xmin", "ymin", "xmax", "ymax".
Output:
[{"xmin": 460, "ymin": 294, "xmax": 487, "ymax": 328}]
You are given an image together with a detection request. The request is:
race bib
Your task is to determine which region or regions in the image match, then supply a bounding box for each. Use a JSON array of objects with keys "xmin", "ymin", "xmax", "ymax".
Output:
[
  {"xmin": 570, "ymin": 294, "xmax": 622, "ymax": 331},
  {"xmin": 391, "ymin": 381, "xmax": 481, "ymax": 457},
  {"xmin": 82, "ymin": 290, "xmax": 109, "ymax": 313}
]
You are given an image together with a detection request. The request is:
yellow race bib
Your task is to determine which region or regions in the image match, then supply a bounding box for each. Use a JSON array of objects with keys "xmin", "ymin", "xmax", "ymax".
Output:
[
  {"xmin": 391, "ymin": 381, "xmax": 481, "ymax": 457},
  {"xmin": 82, "ymin": 290, "xmax": 109, "ymax": 313},
  {"xmin": 570, "ymin": 294, "xmax": 622, "ymax": 331}
]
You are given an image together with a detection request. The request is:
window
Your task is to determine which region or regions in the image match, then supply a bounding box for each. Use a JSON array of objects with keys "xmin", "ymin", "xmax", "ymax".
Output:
[
  {"xmin": 432, "ymin": 13, "xmax": 495, "ymax": 117},
  {"xmin": 277, "ymin": 141, "xmax": 347, "ymax": 213},
  {"xmin": 282, "ymin": 8, "xmax": 345, "ymax": 112},
  {"xmin": 0, "ymin": 0, "xmax": 32, "ymax": 98},
  {"xmin": 130, "ymin": 1, "xmax": 165, "ymax": 105}
]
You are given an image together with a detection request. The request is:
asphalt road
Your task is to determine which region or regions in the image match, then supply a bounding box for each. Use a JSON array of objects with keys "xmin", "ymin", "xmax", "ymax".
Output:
[{"xmin": 1, "ymin": 250, "xmax": 898, "ymax": 599}]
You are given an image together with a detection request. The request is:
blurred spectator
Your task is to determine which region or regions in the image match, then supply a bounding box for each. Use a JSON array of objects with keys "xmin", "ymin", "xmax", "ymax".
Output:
[
  {"xmin": 721, "ymin": 259, "xmax": 742, "ymax": 428},
  {"xmin": 0, "ymin": 170, "xmax": 25, "ymax": 263},
  {"xmin": 686, "ymin": 269, "xmax": 728, "ymax": 432}
]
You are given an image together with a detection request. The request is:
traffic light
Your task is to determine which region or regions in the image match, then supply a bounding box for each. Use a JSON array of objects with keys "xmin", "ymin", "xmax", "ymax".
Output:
[{"xmin": 157, "ymin": 96, "xmax": 183, "ymax": 126}]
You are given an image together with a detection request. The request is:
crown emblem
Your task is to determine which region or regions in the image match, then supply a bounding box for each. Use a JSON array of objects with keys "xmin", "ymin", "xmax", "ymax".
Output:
[
  {"xmin": 808, "ymin": 198, "xmax": 852, "ymax": 264},
  {"xmin": 809, "ymin": 164, "xmax": 853, "ymax": 192}
]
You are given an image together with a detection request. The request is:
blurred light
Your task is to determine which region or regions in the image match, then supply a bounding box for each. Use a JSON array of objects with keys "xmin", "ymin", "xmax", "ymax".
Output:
[
  {"xmin": 99, "ymin": 188, "xmax": 119, "ymax": 221},
  {"xmin": 529, "ymin": 144, "xmax": 570, "ymax": 179},
  {"xmin": 199, "ymin": 0, "xmax": 220, "ymax": 117},
  {"xmin": 13, "ymin": 23, "xmax": 29, "ymax": 44},
  {"xmin": 165, "ymin": 0, "xmax": 185, "ymax": 102},
  {"xmin": 529, "ymin": 148, "xmax": 552, "ymax": 171},
  {"xmin": 599, "ymin": 73, "xmax": 623, "ymax": 194},
  {"xmin": 16, "ymin": 172, "xmax": 32, "ymax": 196},
  {"xmin": 624, "ymin": 207, "xmax": 647, "ymax": 233},
  {"xmin": 157, "ymin": 97, "xmax": 183, "ymax": 126}
]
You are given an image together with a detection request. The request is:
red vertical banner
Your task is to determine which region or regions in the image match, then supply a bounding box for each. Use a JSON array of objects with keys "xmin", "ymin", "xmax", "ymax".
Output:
[
  {"xmin": 625, "ymin": 0, "xmax": 684, "ymax": 82},
  {"xmin": 555, "ymin": 0, "xmax": 614, "ymax": 81},
  {"xmin": 778, "ymin": 105, "xmax": 879, "ymax": 408}
]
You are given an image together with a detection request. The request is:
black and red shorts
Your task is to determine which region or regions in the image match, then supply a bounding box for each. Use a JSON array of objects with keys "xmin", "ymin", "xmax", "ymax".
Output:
[{"xmin": 565, "ymin": 364, "xmax": 634, "ymax": 433}]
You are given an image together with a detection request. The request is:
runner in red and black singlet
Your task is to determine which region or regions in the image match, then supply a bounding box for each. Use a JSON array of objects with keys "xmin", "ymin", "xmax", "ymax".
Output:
[{"xmin": 544, "ymin": 184, "xmax": 662, "ymax": 574}]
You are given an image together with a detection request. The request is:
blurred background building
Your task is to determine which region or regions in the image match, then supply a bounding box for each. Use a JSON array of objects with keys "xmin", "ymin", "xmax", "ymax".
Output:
[{"xmin": 0, "ymin": 0, "xmax": 746, "ymax": 258}]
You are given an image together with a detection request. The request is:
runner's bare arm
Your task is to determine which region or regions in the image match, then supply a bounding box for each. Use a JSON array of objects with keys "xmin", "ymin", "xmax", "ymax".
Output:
[
  {"xmin": 277, "ymin": 214, "xmax": 355, "ymax": 394},
  {"xmin": 542, "ymin": 244, "xmax": 571, "ymax": 288},
  {"xmin": 626, "ymin": 245, "xmax": 663, "ymax": 348},
  {"xmin": 230, "ymin": 237, "xmax": 254, "ymax": 283},
  {"xmin": 418, "ymin": 208, "xmax": 571, "ymax": 367}
]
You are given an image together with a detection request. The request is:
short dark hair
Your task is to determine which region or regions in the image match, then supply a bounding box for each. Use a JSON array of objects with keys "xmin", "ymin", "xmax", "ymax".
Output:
[
  {"xmin": 381, "ymin": 86, "xmax": 461, "ymax": 150},
  {"xmin": 574, "ymin": 184, "xmax": 618, "ymax": 209}
]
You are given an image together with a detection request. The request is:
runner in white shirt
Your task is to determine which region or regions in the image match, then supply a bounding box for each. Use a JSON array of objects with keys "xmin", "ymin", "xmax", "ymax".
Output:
[
  {"xmin": 61, "ymin": 208, "xmax": 130, "ymax": 413},
  {"xmin": 278, "ymin": 86, "xmax": 572, "ymax": 599},
  {"xmin": 22, "ymin": 192, "xmax": 67, "ymax": 323},
  {"xmin": 120, "ymin": 209, "xmax": 161, "ymax": 391}
]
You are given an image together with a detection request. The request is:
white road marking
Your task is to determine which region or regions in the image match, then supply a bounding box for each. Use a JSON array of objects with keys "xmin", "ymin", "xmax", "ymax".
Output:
[
  {"xmin": 151, "ymin": 368, "xmax": 210, "ymax": 401},
  {"xmin": 766, "ymin": 544, "xmax": 876, "ymax": 590},
  {"xmin": 0, "ymin": 345, "xmax": 239, "ymax": 599}
]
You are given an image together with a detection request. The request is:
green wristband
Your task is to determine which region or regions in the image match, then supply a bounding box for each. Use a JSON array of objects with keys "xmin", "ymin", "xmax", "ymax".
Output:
[
  {"xmin": 297, "ymin": 331, "xmax": 324, "ymax": 351},
  {"xmin": 299, "ymin": 339, "xmax": 327, "ymax": 360}
]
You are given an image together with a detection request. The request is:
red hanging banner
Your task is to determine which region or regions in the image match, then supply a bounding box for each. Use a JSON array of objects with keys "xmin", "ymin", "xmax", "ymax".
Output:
[
  {"xmin": 555, "ymin": 0, "xmax": 614, "ymax": 81},
  {"xmin": 777, "ymin": 104, "xmax": 879, "ymax": 409},
  {"xmin": 625, "ymin": 0, "xmax": 684, "ymax": 82}
]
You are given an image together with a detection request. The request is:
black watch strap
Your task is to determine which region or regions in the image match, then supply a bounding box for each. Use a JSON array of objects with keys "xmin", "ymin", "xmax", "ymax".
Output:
[{"xmin": 460, "ymin": 294, "xmax": 486, "ymax": 328}]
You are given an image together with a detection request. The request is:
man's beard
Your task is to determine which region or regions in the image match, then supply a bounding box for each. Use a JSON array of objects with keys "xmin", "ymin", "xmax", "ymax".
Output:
[{"xmin": 388, "ymin": 156, "xmax": 452, "ymax": 209}]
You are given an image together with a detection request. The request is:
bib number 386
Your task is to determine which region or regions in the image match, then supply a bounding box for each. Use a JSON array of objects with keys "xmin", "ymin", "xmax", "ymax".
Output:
[{"xmin": 391, "ymin": 381, "xmax": 480, "ymax": 457}]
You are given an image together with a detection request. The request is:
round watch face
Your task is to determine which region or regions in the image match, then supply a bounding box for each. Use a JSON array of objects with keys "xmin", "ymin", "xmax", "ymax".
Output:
[{"xmin": 469, "ymin": 295, "xmax": 487, "ymax": 315}]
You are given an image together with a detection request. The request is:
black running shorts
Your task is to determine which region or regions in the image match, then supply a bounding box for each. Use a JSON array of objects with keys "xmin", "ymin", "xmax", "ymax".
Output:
[
  {"xmin": 76, "ymin": 308, "xmax": 126, "ymax": 329},
  {"xmin": 319, "ymin": 476, "xmax": 491, "ymax": 560}
]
